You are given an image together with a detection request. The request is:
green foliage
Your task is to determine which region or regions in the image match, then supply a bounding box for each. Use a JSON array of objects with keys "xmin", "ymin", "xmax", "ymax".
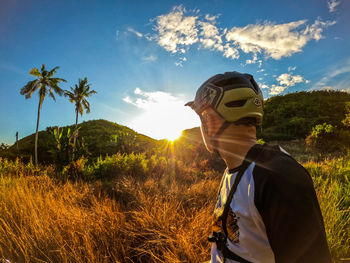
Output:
[
  {"xmin": 49, "ymin": 126, "xmax": 88, "ymax": 167},
  {"xmin": 0, "ymin": 157, "xmax": 55, "ymax": 177},
  {"xmin": 342, "ymin": 101, "xmax": 350, "ymax": 127},
  {"xmin": 111, "ymin": 129, "xmax": 139, "ymax": 154},
  {"xmin": 64, "ymin": 77, "xmax": 97, "ymax": 117},
  {"xmin": 61, "ymin": 153, "xmax": 150, "ymax": 182},
  {"xmin": 257, "ymin": 138, "xmax": 265, "ymax": 145},
  {"xmin": 91, "ymin": 153, "xmax": 148, "ymax": 181},
  {"xmin": 20, "ymin": 64, "xmax": 66, "ymax": 103},
  {"xmin": 306, "ymin": 123, "xmax": 350, "ymax": 155},
  {"xmin": 2, "ymin": 120, "xmax": 156, "ymax": 164},
  {"xmin": 61, "ymin": 157, "xmax": 88, "ymax": 181},
  {"xmin": 260, "ymin": 90, "xmax": 350, "ymax": 141}
]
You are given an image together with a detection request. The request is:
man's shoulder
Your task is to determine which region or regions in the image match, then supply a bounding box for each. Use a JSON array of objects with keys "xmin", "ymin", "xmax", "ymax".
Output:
[{"xmin": 253, "ymin": 143, "xmax": 313, "ymax": 188}]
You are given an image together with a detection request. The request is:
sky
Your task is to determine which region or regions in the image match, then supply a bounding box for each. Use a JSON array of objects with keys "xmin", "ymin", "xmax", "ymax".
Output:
[{"xmin": 1, "ymin": 0, "xmax": 350, "ymax": 143}]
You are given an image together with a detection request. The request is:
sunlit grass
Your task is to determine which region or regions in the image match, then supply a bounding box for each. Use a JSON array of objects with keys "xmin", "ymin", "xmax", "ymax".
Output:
[{"xmin": 0, "ymin": 155, "xmax": 348, "ymax": 262}]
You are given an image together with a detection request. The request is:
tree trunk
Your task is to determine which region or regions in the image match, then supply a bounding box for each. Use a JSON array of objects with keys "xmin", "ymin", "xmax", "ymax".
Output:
[
  {"xmin": 35, "ymin": 100, "xmax": 41, "ymax": 166},
  {"xmin": 72, "ymin": 108, "xmax": 78, "ymax": 161}
]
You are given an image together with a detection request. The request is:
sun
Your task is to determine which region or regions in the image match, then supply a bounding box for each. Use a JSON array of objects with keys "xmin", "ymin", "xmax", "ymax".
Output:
[
  {"xmin": 124, "ymin": 88, "xmax": 200, "ymax": 141},
  {"xmin": 165, "ymin": 130, "xmax": 183, "ymax": 141}
]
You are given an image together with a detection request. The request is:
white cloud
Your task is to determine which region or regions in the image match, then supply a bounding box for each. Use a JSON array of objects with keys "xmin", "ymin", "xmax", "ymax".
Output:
[
  {"xmin": 328, "ymin": 0, "xmax": 341, "ymax": 12},
  {"xmin": 261, "ymin": 72, "xmax": 310, "ymax": 95},
  {"xmin": 122, "ymin": 96, "xmax": 133, "ymax": 104},
  {"xmin": 222, "ymin": 43, "xmax": 240, "ymax": 59},
  {"xmin": 127, "ymin": 27, "xmax": 143, "ymax": 38},
  {"xmin": 269, "ymin": 85, "xmax": 288, "ymax": 95},
  {"xmin": 258, "ymin": 83, "xmax": 288, "ymax": 96},
  {"xmin": 151, "ymin": 7, "xmax": 239, "ymax": 61},
  {"xmin": 225, "ymin": 19, "xmax": 335, "ymax": 60},
  {"xmin": 123, "ymin": 88, "xmax": 199, "ymax": 140},
  {"xmin": 174, "ymin": 57, "xmax": 187, "ymax": 67},
  {"xmin": 154, "ymin": 5, "xmax": 199, "ymax": 53},
  {"xmin": 246, "ymin": 53, "xmax": 258, "ymax": 64},
  {"xmin": 148, "ymin": 6, "xmax": 335, "ymax": 65},
  {"xmin": 198, "ymin": 21, "xmax": 222, "ymax": 49},
  {"xmin": 277, "ymin": 73, "xmax": 305, "ymax": 87},
  {"xmin": 143, "ymin": 54, "xmax": 157, "ymax": 62},
  {"xmin": 288, "ymin": 66, "xmax": 296, "ymax": 71},
  {"xmin": 258, "ymin": 83, "xmax": 270, "ymax": 89},
  {"xmin": 204, "ymin": 14, "xmax": 220, "ymax": 22}
]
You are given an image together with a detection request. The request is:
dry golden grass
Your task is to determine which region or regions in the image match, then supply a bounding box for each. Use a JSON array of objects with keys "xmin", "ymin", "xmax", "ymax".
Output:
[
  {"xmin": 0, "ymin": 165, "xmax": 219, "ymax": 263},
  {"xmin": 0, "ymin": 156, "xmax": 349, "ymax": 262}
]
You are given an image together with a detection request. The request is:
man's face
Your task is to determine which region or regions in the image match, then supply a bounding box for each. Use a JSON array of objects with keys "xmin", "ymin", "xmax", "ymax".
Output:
[{"xmin": 199, "ymin": 107, "xmax": 225, "ymax": 153}]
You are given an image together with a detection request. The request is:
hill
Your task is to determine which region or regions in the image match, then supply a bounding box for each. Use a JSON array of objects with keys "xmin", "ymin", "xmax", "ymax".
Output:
[
  {"xmin": 259, "ymin": 90, "xmax": 350, "ymax": 140},
  {"xmin": 4, "ymin": 119, "xmax": 156, "ymax": 164}
]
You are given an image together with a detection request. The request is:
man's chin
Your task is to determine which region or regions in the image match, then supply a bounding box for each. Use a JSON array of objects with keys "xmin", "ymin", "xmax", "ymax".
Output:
[{"xmin": 204, "ymin": 144, "xmax": 215, "ymax": 154}]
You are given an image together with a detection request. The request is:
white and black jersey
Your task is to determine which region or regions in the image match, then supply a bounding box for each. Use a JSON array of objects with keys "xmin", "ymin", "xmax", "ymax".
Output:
[{"xmin": 210, "ymin": 144, "xmax": 331, "ymax": 263}]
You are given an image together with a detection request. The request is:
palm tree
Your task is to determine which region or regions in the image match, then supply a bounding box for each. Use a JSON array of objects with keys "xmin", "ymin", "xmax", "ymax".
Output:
[
  {"xmin": 64, "ymin": 77, "xmax": 96, "ymax": 160},
  {"xmin": 20, "ymin": 64, "xmax": 66, "ymax": 166}
]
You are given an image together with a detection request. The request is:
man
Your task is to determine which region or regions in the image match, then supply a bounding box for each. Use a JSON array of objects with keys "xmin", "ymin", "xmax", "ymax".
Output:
[{"xmin": 185, "ymin": 71, "xmax": 331, "ymax": 263}]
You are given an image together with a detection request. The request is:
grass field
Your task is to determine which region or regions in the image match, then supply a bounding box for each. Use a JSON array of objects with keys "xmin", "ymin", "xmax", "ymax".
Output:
[{"xmin": 0, "ymin": 152, "xmax": 349, "ymax": 263}]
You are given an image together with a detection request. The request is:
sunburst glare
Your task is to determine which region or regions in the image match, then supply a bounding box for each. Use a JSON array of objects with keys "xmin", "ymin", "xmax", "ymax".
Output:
[{"xmin": 123, "ymin": 88, "xmax": 199, "ymax": 140}]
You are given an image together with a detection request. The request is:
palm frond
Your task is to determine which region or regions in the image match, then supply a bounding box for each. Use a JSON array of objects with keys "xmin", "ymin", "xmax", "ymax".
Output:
[
  {"xmin": 48, "ymin": 82, "xmax": 64, "ymax": 96},
  {"xmin": 79, "ymin": 104, "xmax": 84, "ymax": 116},
  {"xmin": 29, "ymin": 68, "xmax": 41, "ymax": 78},
  {"xmin": 38, "ymin": 86, "xmax": 47, "ymax": 105},
  {"xmin": 20, "ymin": 80, "xmax": 40, "ymax": 98},
  {"xmin": 66, "ymin": 77, "xmax": 96, "ymax": 116},
  {"xmin": 64, "ymin": 90, "xmax": 75, "ymax": 99},
  {"xmin": 47, "ymin": 66, "xmax": 59, "ymax": 78},
  {"xmin": 87, "ymin": 89, "xmax": 97, "ymax": 96},
  {"xmin": 82, "ymin": 99, "xmax": 90, "ymax": 113},
  {"xmin": 48, "ymin": 88, "xmax": 56, "ymax": 102}
]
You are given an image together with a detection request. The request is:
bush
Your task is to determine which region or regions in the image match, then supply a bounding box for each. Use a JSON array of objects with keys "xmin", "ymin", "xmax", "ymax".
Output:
[
  {"xmin": 91, "ymin": 153, "xmax": 148, "ymax": 181},
  {"xmin": 62, "ymin": 157, "xmax": 89, "ymax": 181},
  {"xmin": 306, "ymin": 123, "xmax": 350, "ymax": 155}
]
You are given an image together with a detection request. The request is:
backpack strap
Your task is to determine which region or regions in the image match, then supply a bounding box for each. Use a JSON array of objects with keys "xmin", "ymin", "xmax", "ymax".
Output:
[{"xmin": 220, "ymin": 144, "xmax": 264, "ymax": 262}]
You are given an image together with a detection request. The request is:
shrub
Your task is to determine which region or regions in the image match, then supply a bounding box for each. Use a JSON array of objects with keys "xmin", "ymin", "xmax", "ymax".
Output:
[
  {"xmin": 61, "ymin": 157, "xmax": 89, "ymax": 181},
  {"xmin": 91, "ymin": 153, "xmax": 148, "ymax": 181},
  {"xmin": 306, "ymin": 123, "xmax": 350, "ymax": 156}
]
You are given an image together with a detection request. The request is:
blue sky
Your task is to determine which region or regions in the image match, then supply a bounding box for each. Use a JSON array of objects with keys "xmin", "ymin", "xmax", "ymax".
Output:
[{"xmin": 1, "ymin": 0, "xmax": 349, "ymax": 143}]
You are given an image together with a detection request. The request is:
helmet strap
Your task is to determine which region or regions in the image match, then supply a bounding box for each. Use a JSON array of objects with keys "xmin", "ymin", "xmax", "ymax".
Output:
[{"xmin": 211, "ymin": 121, "xmax": 231, "ymax": 156}]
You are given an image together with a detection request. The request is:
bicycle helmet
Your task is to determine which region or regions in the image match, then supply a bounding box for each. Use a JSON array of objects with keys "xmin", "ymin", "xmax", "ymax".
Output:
[
  {"xmin": 185, "ymin": 71, "xmax": 263, "ymax": 125},
  {"xmin": 185, "ymin": 71, "xmax": 263, "ymax": 154}
]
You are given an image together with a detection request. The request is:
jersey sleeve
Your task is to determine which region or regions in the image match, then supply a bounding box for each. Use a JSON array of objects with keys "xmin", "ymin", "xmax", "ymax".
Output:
[{"xmin": 253, "ymin": 154, "xmax": 332, "ymax": 263}]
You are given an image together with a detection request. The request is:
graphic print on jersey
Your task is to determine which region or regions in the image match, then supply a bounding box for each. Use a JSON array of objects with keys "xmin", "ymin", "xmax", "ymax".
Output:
[{"xmin": 227, "ymin": 208, "xmax": 240, "ymax": 243}]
